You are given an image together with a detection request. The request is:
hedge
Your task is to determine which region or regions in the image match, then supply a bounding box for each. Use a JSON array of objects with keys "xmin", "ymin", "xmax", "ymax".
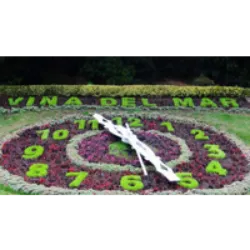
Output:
[{"xmin": 0, "ymin": 85, "xmax": 250, "ymax": 97}]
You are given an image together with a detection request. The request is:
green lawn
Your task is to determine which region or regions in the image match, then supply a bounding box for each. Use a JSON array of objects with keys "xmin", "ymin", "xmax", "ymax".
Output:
[{"xmin": 0, "ymin": 109, "xmax": 250, "ymax": 194}]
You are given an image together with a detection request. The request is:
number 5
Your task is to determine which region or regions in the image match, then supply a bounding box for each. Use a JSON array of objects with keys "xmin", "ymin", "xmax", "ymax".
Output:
[{"xmin": 176, "ymin": 172, "xmax": 199, "ymax": 189}]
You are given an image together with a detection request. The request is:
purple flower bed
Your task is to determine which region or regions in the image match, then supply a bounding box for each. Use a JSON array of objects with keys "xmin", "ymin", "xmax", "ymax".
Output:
[{"xmin": 78, "ymin": 131, "xmax": 181, "ymax": 168}]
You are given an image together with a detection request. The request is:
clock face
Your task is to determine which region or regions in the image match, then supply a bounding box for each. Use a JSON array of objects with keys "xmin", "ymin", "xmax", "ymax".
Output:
[{"xmin": 0, "ymin": 112, "xmax": 249, "ymax": 195}]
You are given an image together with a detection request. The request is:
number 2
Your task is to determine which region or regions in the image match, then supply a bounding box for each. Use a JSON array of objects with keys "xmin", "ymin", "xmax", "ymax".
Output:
[
  {"xmin": 191, "ymin": 129, "xmax": 209, "ymax": 140},
  {"xmin": 128, "ymin": 118, "xmax": 143, "ymax": 128}
]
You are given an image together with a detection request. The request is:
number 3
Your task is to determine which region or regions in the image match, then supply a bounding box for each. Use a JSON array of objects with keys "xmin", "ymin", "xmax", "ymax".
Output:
[{"xmin": 204, "ymin": 144, "xmax": 226, "ymax": 159}]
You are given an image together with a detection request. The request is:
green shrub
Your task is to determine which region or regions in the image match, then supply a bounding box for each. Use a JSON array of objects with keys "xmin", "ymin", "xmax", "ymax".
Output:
[
  {"xmin": 192, "ymin": 74, "xmax": 216, "ymax": 86},
  {"xmin": 79, "ymin": 58, "xmax": 135, "ymax": 85},
  {"xmin": 0, "ymin": 85, "xmax": 249, "ymax": 97}
]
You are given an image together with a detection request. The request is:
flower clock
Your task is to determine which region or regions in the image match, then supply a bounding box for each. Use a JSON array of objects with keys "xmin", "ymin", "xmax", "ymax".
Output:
[{"xmin": 0, "ymin": 111, "xmax": 250, "ymax": 195}]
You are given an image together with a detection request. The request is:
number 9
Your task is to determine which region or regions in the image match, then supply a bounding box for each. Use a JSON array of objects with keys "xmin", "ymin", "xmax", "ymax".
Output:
[{"xmin": 22, "ymin": 145, "xmax": 44, "ymax": 160}]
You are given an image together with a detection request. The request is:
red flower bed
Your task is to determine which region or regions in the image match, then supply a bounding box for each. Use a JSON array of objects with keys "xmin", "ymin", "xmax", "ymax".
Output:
[{"xmin": 0, "ymin": 117, "xmax": 249, "ymax": 193}]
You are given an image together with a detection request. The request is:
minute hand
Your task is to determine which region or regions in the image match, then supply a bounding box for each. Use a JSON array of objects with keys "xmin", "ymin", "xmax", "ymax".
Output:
[{"xmin": 125, "ymin": 124, "xmax": 180, "ymax": 182}]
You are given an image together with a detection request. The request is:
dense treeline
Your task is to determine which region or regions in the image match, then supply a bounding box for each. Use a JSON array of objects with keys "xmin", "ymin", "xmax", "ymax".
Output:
[{"xmin": 0, "ymin": 57, "xmax": 249, "ymax": 87}]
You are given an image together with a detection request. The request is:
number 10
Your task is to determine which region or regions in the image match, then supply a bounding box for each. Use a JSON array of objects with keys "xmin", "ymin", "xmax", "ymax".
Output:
[{"xmin": 37, "ymin": 129, "xmax": 69, "ymax": 140}]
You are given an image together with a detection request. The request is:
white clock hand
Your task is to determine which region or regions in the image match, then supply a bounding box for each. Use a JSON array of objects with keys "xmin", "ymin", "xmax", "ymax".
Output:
[{"xmin": 93, "ymin": 113, "xmax": 180, "ymax": 182}]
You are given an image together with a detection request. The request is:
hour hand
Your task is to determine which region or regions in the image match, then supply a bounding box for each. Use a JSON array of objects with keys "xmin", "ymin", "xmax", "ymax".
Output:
[{"xmin": 155, "ymin": 163, "xmax": 180, "ymax": 182}]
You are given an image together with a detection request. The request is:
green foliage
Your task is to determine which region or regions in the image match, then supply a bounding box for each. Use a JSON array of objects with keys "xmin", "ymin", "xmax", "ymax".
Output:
[
  {"xmin": 109, "ymin": 141, "xmax": 130, "ymax": 157},
  {"xmin": 0, "ymin": 85, "xmax": 249, "ymax": 97},
  {"xmin": 200, "ymin": 98, "xmax": 218, "ymax": 108},
  {"xmin": 64, "ymin": 96, "xmax": 82, "ymax": 105},
  {"xmin": 26, "ymin": 97, "xmax": 35, "ymax": 106},
  {"xmin": 205, "ymin": 160, "xmax": 228, "ymax": 176},
  {"xmin": 173, "ymin": 97, "xmax": 195, "ymax": 108},
  {"xmin": 128, "ymin": 117, "xmax": 143, "ymax": 127},
  {"xmin": 160, "ymin": 121, "xmax": 175, "ymax": 132},
  {"xmin": 36, "ymin": 129, "xmax": 50, "ymax": 140},
  {"xmin": 100, "ymin": 97, "xmax": 117, "ymax": 106},
  {"xmin": 88, "ymin": 120, "xmax": 99, "ymax": 130},
  {"xmin": 192, "ymin": 74, "xmax": 215, "ymax": 86},
  {"xmin": 141, "ymin": 98, "xmax": 157, "ymax": 107},
  {"xmin": 22, "ymin": 145, "xmax": 44, "ymax": 160},
  {"xmin": 66, "ymin": 172, "xmax": 89, "ymax": 188},
  {"xmin": 8, "ymin": 97, "xmax": 24, "ymax": 106},
  {"xmin": 204, "ymin": 144, "xmax": 226, "ymax": 159},
  {"xmin": 220, "ymin": 98, "xmax": 239, "ymax": 108},
  {"xmin": 40, "ymin": 96, "xmax": 58, "ymax": 106},
  {"xmin": 74, "ymin": 120, "xmax": 86, "ymax": 129},
  {"xmin": 120, "ymin": 175, "xmax": 144, "ymax": 191},
  {"xmin": 1, "ymin": 57, "xmax": 250, "ymax": 88},
  {"xmin": 176, "ymin": 172, "xmax": 199, "ymax": 189},
  {"xmin": 79, "ymin": 58, "xmax": 136, "ymax": 85},
  {"xmin": 53, "ymin": 129, "xmax": 69, "ymax": 140},
  {"xmin": 191, "ymin": 129, "xmax": 209, "ymax": 140},
  {"xmin": 121, "ymin": 97, "xmax": 136, "ymax": 107},
  {"xmin": 26, "ymin": 163, "xmax": 48, "ymax": 178}
]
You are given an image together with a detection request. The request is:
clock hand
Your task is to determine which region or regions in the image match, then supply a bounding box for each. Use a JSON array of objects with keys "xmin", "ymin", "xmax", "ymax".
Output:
[
  {"xmin": 93, "ymin": 114, "xmax": 180, "ymax": 182},
  {"xmin": 125, "ymin": 123, "xmax": 180, "ymax": 182}
]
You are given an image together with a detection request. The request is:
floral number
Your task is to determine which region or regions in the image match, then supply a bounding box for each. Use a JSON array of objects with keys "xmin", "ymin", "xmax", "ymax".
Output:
[
  {"xmin": 37, "ymin": 129, "xmax": 69, "ymax": 140},
  {"xmin": 176, "ymin": 172, "xmax": 199, "ymax": 189},
  {"xmin": 74, "ymin": 120, "xmax": 86, "ymax": 130},
  {"xmin": 26, "ymin": 163, "xmax": 48, "ymax": 178},
  {"xmin": 88, "ymin": 120, "xmax": 99, "ymax": 130},
  {"xmin": 206, "ymin": 160, "xmax": 228, "ymax": 176},
  {"xmin": 204, "ymin": 144, "xmax": 226, "ymax": 159},
  {"xmin": 120, "ymin": 175, "xmax": 144, "ymax": 191},
  {"xmin": 66, "ymin": 172, "xmax": 89, "ymax": 188},
  {"xmin": 112, "ymin": 117, "xmax": 123, "ymax": 125},
  {"xmin": 22, "ymin": 145, "xmax": 44, "ymax": 160},
  {"xmin": 191, "ymin": 129, "xmax": 209, "ymax": 140},
  {"xmin": 53, "ymin": 129, "xmax": 69, "ymax": 140},
  {"xmin": 128, "ymin": 118, "xmax": 143, "ymax": 128},
  {"xmin": 160, "ymin": 121, "xmax": 175, "ymax": 132},
  {"xmin": 36, "ymin": 129, "xmax": 50, "ymax": 140}
]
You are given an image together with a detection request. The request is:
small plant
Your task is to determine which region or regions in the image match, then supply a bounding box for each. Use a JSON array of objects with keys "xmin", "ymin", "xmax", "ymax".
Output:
[{"xmin": 192, "ymin": 74, "xmax": 215, "ymax": 86}]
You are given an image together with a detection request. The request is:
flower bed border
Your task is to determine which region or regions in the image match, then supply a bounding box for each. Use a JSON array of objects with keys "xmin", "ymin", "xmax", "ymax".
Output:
[
  {"xmin": 0, "ymin": 110, "xmax": 250, "ymax": 195},
  {"xmin": 1, "ymin": 104, "xmax": 250, "ymax": 115}
]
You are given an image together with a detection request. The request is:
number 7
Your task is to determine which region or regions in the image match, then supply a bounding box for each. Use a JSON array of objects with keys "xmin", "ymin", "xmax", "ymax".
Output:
[{"xmin": 66, "ymin": 171, "xmax": 89, "ymax": 188}]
